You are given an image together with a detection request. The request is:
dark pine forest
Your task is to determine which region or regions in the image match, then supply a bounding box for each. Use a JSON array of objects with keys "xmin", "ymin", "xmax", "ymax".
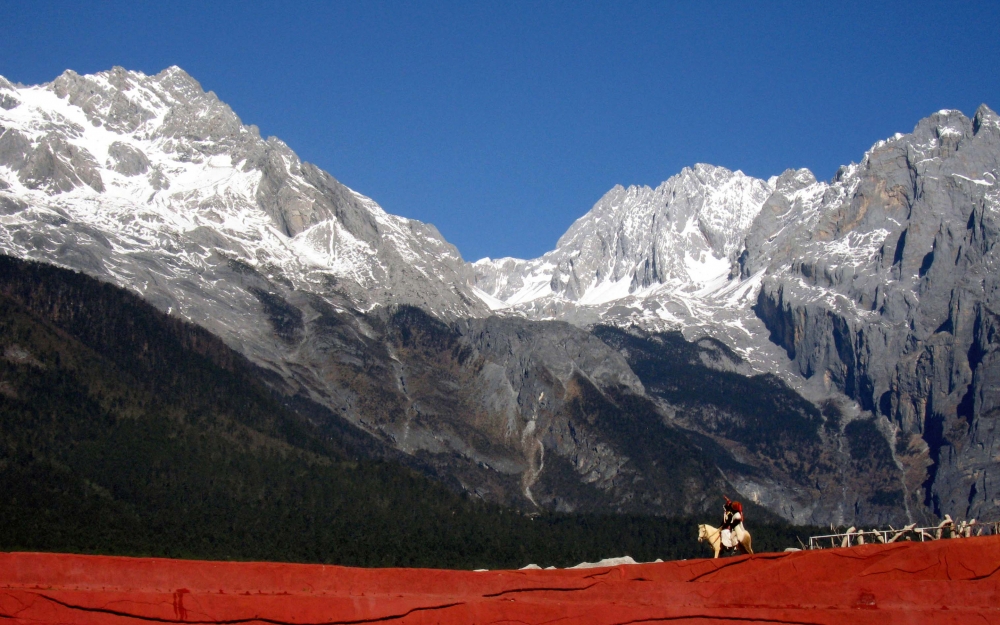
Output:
[{"xmin": 0, "ymin": 255, "xmax": 817, "ymax": 568}]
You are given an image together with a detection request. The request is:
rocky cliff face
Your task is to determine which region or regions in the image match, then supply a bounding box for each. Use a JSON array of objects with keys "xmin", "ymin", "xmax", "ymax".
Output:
[
  {"xmin": 2, "ymin": 66, "xmax": 996, "ymax": 526},
  {"xmin": 473, "ymin": 104, "xmax": 1000, "ymax": 525},
  {"xmin": 748, "ymin": 107, "xmax": 1000, "ymax": 522}
]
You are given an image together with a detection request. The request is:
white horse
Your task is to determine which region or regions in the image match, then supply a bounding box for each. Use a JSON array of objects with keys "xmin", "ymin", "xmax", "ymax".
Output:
[{"xmin": 698, "ymin": 523, "xmax": 753, "ymax": 558}]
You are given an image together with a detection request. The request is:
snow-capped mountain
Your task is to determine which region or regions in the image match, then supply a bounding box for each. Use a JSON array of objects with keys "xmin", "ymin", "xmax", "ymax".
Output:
[
  {"xmin": 475, "ymin": 164, "xmax": 769, "ymax": 307},
  {"xmin": 2, "ymin": 67, "xmax": 725, "ymax": 520},
  {"xmin": 471, "ymin": 165, "xmax": 791, "ymax": 366},
  {"xmin": 2, "ymin": 66, "xmax": 998, "ymax": 525},
  {"xmin": 0, "ymin": 66, "xmax": 486, "ymax": 346}
]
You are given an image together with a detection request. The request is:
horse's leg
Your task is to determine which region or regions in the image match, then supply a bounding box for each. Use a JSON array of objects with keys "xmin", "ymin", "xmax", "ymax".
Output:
[{"xmin": 741, "ymin": 535, "xmax": 753, "ymax": 555}]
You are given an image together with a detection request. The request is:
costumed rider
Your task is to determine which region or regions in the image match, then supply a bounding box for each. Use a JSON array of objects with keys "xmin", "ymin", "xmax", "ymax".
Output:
[{"xmin": 720, "ymin": 496, "xmax": 745, "ymax": 550}]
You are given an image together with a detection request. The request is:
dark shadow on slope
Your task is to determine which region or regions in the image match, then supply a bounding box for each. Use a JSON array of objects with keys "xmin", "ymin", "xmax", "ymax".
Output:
[{"xmin": 593, "ymin": 327, "xmax": 823, "ymax": 471}]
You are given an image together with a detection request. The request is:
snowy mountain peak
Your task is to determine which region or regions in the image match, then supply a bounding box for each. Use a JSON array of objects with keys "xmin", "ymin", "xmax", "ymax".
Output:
[
  {"xmin": 472, "ymin": 163, "xmax": 773, "ymax": 325},
  {"xmin": 0, "ymin": 67, "xmax": 487, "ymax": 346}
]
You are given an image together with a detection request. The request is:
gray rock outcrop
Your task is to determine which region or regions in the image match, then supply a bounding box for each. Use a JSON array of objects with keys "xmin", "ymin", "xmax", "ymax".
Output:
[{"xmin": 106, "ymin": 141, "xmax": 149, "ymax": 176}]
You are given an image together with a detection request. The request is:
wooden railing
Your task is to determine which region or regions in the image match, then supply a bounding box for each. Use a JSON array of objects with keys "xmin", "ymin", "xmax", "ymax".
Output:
[{"xmin": 807, "ymin": 515, "xmax": 1000, "ymax": 550}]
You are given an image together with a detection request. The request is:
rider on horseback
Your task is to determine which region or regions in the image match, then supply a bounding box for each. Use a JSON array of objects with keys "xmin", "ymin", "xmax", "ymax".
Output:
[{"xmin": 720, "ymin": 496, "xmax": 745, "ymax": 550}]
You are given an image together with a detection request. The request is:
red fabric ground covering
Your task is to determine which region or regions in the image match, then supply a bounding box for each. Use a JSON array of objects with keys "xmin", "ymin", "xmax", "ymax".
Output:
[{"xmin": 1, "ymin": 536, "xmax": 998, "ymax": 624}]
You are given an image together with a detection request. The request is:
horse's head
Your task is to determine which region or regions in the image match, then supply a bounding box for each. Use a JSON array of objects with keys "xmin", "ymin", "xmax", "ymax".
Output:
[{"xmin": 697, "ymin": 524, "xmax": 706, "ymax": 542}]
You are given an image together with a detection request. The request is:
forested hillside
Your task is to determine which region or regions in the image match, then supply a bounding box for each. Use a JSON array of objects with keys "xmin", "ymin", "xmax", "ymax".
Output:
[{"xmin": 0, "ymin": 255, "xmax": 815, "ymax": 567}]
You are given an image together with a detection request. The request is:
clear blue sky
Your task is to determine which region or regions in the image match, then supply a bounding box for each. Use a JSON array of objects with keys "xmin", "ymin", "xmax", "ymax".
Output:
[{"xmin": 3, "ymin": 1, "xmax": 998, "ymax": 261}]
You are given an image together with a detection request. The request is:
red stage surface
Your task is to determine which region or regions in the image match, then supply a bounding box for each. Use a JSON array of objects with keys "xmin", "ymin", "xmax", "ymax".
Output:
[{"xmin": 2, "ymin": 536, "xmax": 998, "ymax": 624}]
